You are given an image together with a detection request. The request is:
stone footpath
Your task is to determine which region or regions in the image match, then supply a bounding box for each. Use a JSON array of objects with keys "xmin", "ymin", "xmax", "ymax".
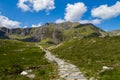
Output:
[{"xmin": 38, "ymin": 45, "xmax": 87, "ymax": 80}]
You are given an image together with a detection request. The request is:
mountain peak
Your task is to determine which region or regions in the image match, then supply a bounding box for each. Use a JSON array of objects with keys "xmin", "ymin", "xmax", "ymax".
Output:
[{"xmin": 0, "ymin": 22, "xmax": 106, "ymax": 43}]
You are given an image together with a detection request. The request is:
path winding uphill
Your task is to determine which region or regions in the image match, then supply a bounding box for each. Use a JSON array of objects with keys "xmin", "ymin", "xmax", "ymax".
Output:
[{"xmin": 37, "ymin": 45, "xmax": 87, "ymax": 80}]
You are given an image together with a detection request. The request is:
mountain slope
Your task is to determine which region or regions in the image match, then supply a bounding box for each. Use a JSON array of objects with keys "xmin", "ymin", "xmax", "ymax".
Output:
[
  {"xmin": 0, "ymin": 39, "xmax": 58, "ymax": 80},
  {"xmin": 108, "ymin": 30, "xmax": 120, "ymax": 36},
  {"xmin": 63, "ymin": 23, "xmax": 106, "ymax": 40},
  {"xmin": 51, "ymin": 36, "xmax": 120, "ymax": 80},
  {"xmin": 0, "ymin": 22, "xmax": 107, "ymax": 43},
  {"xmin": 0, "ymin": 30, "xmax": 9, "ymax": 39}
]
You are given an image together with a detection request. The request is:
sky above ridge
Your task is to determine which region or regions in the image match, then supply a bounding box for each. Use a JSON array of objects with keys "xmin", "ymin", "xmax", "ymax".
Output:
[{"xmin": 0, "ymin": 0, "xmax": 120, "ymax": 31}]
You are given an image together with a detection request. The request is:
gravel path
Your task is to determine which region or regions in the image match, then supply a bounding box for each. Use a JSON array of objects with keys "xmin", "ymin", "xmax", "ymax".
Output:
[{"xmin": 38, "ymin": 45, "xmax": 87, "ymax": 80}]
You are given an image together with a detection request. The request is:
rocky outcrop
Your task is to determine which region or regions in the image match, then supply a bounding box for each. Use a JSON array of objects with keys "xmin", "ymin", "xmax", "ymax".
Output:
[
  {"xmin": 0, "ymin": 30, "xmax": 9, "ymax": 39},
  {"xmin": 108, "ymin": 30, "xmax": 120, "ymax": 36},
  {"xmin": 0, "ymin": 22, "xmax": 106, "ymax": 43}
]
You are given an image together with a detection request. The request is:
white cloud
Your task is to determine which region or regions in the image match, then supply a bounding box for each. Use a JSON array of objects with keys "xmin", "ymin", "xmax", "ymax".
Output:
[
  {"xmin": 23, "ymin": 26, "xmax": 28, "ymax": 28},
  {"xmin": 0, "ymin": 15, "xmax": 21, "ymax": 29},
  {"xmin": 55, "ymin": 18, "xmax": 101, "ymax": 24},
  {"xmin": 32, "ymin": 0, "xmax": 55, "ymax": 12},
  {"xmin": 17, "ymin": 0, "xmax": 31, "ymax": 11},
  {"xmin": 79, "ymin": 19, "xmax": 102, "ymax": 24},
  {"xmin": 23, "ymin": 23, "xmax": 41, "ymax": 28},
  {"xmin": 55, "ymin": 18, "xmax": 65, "ymax": 23},
  {"xmin": 55, "ymin": 2, "xmax": 102, "ymax": 24},
  {"xmin": 91, "ymin": 1, "xmax": 120, "ymax": 19},
  {"xmin": 31, "ymin": 23, "xmax": 41, "ymax": 27},
  {"xmin": 64, "ymin": 2, "xmax": 87, "ymax": 22},
  {"xmin": 17, "ymin": 0, "xmax": 55, "ymax": 12},
  {"xmin": 55, "ymin": 2, "xmax": 102, "ymax": 25}
]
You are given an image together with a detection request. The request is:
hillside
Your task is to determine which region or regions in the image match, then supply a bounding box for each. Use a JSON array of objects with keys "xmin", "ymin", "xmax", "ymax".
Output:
[
  {"xmin": 108, "ymin": 30, "xmax": 120, "ymax": 36},
  {"xmin": 0, "ymin": 22, "xmax": 120, "ymax": 80},
  {"xmin": 0, "ymin": 30, "xmax": 9, "ymax": 39},
  {"xmin": 0, "ymin": 22, "xmax": 111, "ymax": 80},
  {"xmin": 51, "ymin": 36, "xmax": 120, "ymax": 80},
  {"xmin": 0, "ymin": 39, "xmax": 58, "ymax": 80},
  {"xmin": 0, "ymin": 22, "xmax": 106, "ymax": 43}
]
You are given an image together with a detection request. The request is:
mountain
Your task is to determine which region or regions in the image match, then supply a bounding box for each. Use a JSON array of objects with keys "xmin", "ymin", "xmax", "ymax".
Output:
[
  {"xmin": 0, "ymin": 22, "xmax": 107, "ymax": 43},
  {"xmin": 108, "ymin": 30, "xmax": 120, "ymax": 36},
  {"xmin": 0, "ymin": 28, "xmax": 9, "ymax": 39}
]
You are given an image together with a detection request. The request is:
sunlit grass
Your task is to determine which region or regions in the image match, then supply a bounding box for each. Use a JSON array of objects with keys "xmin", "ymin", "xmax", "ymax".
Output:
[
  {"xmin": 52, "ymin": 36, "xmax": 120, "ymax": 79},
  {"xmin": 0, "ymin": 39, "xmax": 58, "ymax": 80}
]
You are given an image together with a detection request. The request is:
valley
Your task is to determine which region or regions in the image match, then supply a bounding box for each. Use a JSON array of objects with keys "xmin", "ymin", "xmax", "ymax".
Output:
[
  {"xmin": 0, "ymin": 22, "xmax": 120, "ymax": 80},
  {"xmin": 1, "ymin": 0, "xmax": 120, "ymax": 80}
]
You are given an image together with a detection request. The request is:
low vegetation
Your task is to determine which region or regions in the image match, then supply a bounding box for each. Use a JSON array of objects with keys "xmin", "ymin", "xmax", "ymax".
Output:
[
  {"xmin": 38, "ymin": 38, "xmax": 55, "ymax": 49},
  {"xmin": 0, "ymin": 23, "xmax": 106, "ymax": 43},
  {"xmin": 0, "ymin": 39, "xmax": 58, "ymax": 80},
  {"xmin": 51, "ymin": 36, "xmax": 120, "ymax": 80}
]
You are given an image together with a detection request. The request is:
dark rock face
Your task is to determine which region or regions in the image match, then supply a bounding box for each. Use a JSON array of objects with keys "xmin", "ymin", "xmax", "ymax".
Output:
[
  {"xmin": 0, "ymin": 30, "xmax": 9, "ymax": 39},
  {"xmin": 0, "ymin": 30, "xmax": 5, "ymax": 36},
  {"xmin": 0, "ymin": 22, "xmax": 106, "ymax": 43},
  {"xmin": 9, "ymin": 28, "xmax": 32, "ymax": 36}
]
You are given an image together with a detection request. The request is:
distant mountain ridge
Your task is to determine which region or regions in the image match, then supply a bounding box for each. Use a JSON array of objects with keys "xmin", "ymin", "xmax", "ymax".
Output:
[
  {"xmin": 108, "ymin": 30, "xmax": 120, "ymax": 36},
  {"xmin": 0, "ymin": 22, "xmax": 107, "ymax": 43},
  {"xmin": 0, "ymin": 29, "xmax": 9, "ymax": 39}
]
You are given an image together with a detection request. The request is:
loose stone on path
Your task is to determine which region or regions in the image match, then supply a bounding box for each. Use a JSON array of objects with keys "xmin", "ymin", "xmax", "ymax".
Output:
[{"xmin": 38, "ymin": 45, "xmax": 87, "ymax": 80}]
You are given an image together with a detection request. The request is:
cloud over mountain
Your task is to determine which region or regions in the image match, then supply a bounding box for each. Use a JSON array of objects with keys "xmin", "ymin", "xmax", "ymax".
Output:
[
  {"xmin": 79, "ymin": 19, "xmax": 102, "ymax": 24},
  {"xmin": 31, "ymin": 23, "xmax": 41, "ymax": 27},
  {"xmin": 55, "ymin": 2, "xmax": 101, "ymax": 24},
  {"xmin": 65, "ymin": 2, "xmax": 87, "ymax": 22},
  {"xmin": 0, "ymin": 15, "xmax": 20, "ymax": 28},
  {"xmin": 55, "ymin": 18, "xmax": 65, "ymax": 23},
  {"xmin": 91, "ymin": 1, "xmax": 120, "ymax": 19},
  {"xmin": 17, "ymin": 0, "xmax": 55, "ymax": 12}
]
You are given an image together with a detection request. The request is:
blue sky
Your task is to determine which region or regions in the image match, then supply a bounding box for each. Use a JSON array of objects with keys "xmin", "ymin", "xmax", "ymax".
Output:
[{"xmin": 0, "ymin": 0, "xmax": 120, "ymax": 31}]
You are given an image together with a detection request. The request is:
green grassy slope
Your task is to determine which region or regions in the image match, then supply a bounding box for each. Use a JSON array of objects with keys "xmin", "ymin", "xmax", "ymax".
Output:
[
  {"xmin": 51, "ymin": 37, "xmax": 120, "ymax": 80},
  {"xmin": 0, "ymin": 39, "xmax": 58, "ymax": 80},
  {"xmin": 63, "ymin": 25, "xmax": 99, "ymax": 39},
  {"xmin": 1, "ymin": 23, "xmax": 107, "ymax": 43}
]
